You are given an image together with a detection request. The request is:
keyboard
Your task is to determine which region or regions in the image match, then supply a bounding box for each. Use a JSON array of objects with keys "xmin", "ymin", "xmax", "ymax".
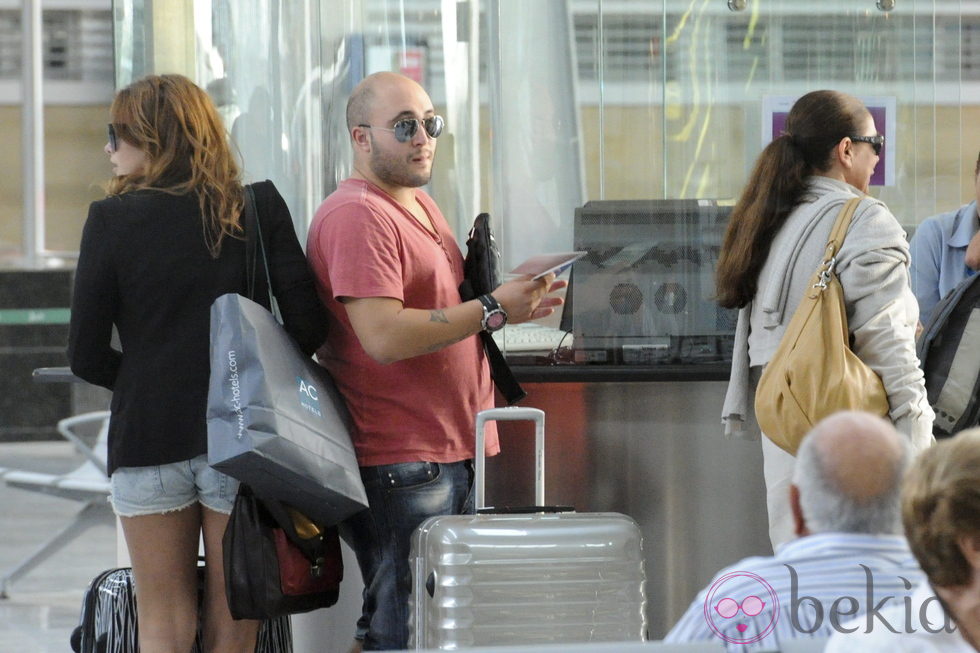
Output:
[{"xmin": 492, "ymin": 323, "xmax": 572, "ymax": 353}]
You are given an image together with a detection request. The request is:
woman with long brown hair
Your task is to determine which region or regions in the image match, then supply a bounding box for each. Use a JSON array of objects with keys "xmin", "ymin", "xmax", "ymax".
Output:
[
  {"xmin": 68, "ymin": 74, "xmax": 327, "ymax": 652},
  {"xmin": 717, "ymin": 90, "xmax": 934, "ymax": 549}
]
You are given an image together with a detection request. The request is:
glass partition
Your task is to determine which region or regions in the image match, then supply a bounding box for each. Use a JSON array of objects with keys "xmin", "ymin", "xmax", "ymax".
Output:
[
  {"xmin": 109, "ymin": 0, "xmax": 973, "ymax": 370},
  {"xmin": 112, "ymin": 0, "xmax": 326, "ymax": 232},
  {"xmin": 486, "ymin": 0, "xmax": 586, "ymax": 270},
  {"xmin": 112, "ymin": 0, "xmax": 480, "ymax": 240},
  {"xmin": 486, "ymin": 0, "xmax": 968, "ymax": 369}
]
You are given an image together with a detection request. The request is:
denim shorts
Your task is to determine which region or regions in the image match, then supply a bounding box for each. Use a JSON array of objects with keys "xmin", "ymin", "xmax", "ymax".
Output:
[
  {"xmin": 341, "ymin": 459, "xmax": 474, "ymax": 651},
  {"xmin": 109, "ymin": 454, "xmax": 239, "ymax": 517}
]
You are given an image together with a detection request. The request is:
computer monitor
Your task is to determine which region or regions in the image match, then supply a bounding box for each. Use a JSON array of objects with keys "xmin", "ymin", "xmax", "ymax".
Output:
[{"xmin": 566, "ymin": 199, "xmax": 737, "ymax": 365}]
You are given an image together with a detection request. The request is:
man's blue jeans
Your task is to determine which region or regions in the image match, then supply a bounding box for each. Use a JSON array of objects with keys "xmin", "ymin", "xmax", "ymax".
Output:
[{"xmin": 340, "ymin": 459, "xmax": 475, "ymax": 651}]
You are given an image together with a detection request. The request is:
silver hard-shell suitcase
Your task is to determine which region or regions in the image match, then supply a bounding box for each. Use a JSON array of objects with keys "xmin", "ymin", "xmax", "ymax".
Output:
[{"xmin": 409, "ymin": 407, "xmax": 647, "ymax": 649}]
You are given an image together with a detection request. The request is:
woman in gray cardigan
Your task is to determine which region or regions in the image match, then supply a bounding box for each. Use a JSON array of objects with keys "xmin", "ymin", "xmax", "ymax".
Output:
[{"xmin": 716, "ymin": 90, "xmax": 934, "ymax": 549}]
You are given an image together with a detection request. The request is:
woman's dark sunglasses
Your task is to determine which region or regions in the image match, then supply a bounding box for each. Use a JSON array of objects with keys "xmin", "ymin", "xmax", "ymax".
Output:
[
  {"xmin": 850, "ymin": 134, "xmax": 884, "ymax": 156},
  {"xmin": 358, "ymin": 115, "xmax": 444, "ymax": 143},
  {"xmin": 107, "ymin": 123, "xmax": 119, "ymax": 152}
]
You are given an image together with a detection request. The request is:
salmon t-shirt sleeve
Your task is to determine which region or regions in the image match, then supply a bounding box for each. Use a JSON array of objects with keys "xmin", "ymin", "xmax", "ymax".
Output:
[{"xmin": 318, "ymin": 200, "xmax": 405, "ymax": 303}]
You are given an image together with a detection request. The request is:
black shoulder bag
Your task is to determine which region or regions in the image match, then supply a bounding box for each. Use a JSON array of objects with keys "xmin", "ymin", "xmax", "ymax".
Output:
[
  {"xmin": 459, "ymin": 213, "xmax": 526, "ymax": 405},
  {"xmin": 223, "ymin": 484, "xmax": 343, "ymax": 619}
]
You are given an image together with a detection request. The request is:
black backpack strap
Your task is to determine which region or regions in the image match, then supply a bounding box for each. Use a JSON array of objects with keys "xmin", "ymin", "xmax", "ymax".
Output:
[{"xmin": 480, "ymin": 331, "xmax": 527, "ymax": 404}]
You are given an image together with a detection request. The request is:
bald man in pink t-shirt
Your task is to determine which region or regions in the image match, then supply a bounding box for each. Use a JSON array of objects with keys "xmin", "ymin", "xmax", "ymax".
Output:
[{"xmin": 307, "ymin": 71, "xmax": 564, "ymax": 652}]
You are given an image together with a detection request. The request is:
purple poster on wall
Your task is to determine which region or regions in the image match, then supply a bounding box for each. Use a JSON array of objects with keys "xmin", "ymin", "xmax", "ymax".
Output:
[{"xmin": 762, "ymin": 96, "xmax": 896, "ymax": 187}]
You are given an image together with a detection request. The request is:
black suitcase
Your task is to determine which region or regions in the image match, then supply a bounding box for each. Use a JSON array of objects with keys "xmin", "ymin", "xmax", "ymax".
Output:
[{"xmin": 70, "ymin": 566, "xmax": 292, "ymax": 653}]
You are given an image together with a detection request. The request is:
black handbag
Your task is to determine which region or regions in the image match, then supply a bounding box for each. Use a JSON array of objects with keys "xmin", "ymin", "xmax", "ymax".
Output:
[
  {"xmin": 459, "ymin": 212, "xmax": 501, "ymax": 302},
  {"xmin": 223, "ymin": 484, "xmax": 343, "ymax": 620},
  {"xmin": 459, "ymin": 213, "xmax": 526, "ymax": 404}
]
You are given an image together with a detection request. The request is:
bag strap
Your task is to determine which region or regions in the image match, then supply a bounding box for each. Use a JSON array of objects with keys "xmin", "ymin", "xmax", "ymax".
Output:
[
  {"xmin": 823, "ymin": 197, "xmax": 861, "ymax": 266},
  {"xmin": 458, "ymin": 213, "xmax": 525, "ymax": 404},
  {"xmin": 808, "ymin": 197, "xmax": 862, "ymax": 295},
  {"xmin": 480, "ymin": 331, "xmax": 527, "ymax": 405},
  {"xmin": 243, "ymin": 184, "xmax": 282, "ymax": 322},
  {"xmin": 243, "ymin": 184, "xmax": 260, "ymax": 302}
]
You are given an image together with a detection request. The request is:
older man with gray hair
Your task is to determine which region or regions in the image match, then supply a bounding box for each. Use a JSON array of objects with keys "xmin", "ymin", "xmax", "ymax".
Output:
[
  {"xmin": 826, "ymin": 427, "xmax": 980, "ymax": 650},
  {"xmin": 665, "ymin": 411, "xmax": 925, "ymax": 651}
]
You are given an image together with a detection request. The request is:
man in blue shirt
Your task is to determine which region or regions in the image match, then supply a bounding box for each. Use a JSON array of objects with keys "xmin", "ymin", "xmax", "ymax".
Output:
[
  {"xmin": 664, "ymin": 411, "xmax": 923, "ymax": 651},
  {"xmin": 910, "ymin": 152, "xmax": 980, "ymax": 325}
]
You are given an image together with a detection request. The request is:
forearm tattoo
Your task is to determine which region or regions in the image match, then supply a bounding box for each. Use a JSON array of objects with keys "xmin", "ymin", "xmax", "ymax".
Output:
[
  {"xmin": 429, "ymin": 309, "xmax": 449, "ymax": 323},
  {"xmin": 424, "ymin": 308, "xmax": 470, "ymax": 352}
]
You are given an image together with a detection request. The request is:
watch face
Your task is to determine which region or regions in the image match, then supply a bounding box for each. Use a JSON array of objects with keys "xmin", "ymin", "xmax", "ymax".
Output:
[{"xmin": 486, "ymin": 310, "xmax": 507, "ymax": 330}]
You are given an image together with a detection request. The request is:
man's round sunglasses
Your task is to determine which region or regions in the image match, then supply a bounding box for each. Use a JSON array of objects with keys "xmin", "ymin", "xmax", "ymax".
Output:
[
  {"xmin": 358, "ymin": 115, "xmax": 444, "ymax": 143},
  {"xmin": 850, "ymin": 134, "xmax": 884, "ymax": 156}
]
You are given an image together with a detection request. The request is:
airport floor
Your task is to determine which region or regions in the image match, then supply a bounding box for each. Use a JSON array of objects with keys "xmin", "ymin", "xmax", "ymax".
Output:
[
  {"xmin": 0, "ymin": 439, "xmax": 363, "ymax": 653},
  {"xmin": 0, "ymin": 440, "xmax": 116, "ymax": 653}
]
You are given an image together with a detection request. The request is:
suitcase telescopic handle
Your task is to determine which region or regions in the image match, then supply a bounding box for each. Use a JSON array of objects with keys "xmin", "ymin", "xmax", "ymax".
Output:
[{"xmin": 475, "ymin": 407, "xmax": 545, "ymax": 510}]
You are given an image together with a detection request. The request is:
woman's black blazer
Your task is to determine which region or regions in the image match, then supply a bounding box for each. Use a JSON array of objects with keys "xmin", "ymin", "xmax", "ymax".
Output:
[{"xmin": 68, "ymin": 180, "xmax": 327, "ymax": 475}]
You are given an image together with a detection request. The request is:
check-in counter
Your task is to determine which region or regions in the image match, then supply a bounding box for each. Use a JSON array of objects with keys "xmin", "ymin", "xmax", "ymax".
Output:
[{"xmin": 479, "ymin": 197, "xmax": 770, "ymax": 638}]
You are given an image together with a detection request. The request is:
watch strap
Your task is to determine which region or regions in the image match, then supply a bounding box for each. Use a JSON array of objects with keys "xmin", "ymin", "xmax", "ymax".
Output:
[{"xmin": 477, "ymin": 294, "xmax": 500, "ymax": 313}]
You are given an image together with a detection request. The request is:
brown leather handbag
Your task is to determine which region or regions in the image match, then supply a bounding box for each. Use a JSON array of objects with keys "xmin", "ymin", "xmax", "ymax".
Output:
[{"xmin": 754, "ymin": 197, "xmax": 890, "ymax": 455}]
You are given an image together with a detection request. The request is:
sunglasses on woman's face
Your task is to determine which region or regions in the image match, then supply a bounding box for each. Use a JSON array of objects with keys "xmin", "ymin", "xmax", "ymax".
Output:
[
  {"xmin": 107, "ymin": 123, "xmax": 119, "ymax": 152},
  {"xmin": 357, "ymin": 115, "xmax": 445, "ymax": 143},
  {"xmin": 850, "ymin": 134, "xmax": 884, "ymax": 156}
]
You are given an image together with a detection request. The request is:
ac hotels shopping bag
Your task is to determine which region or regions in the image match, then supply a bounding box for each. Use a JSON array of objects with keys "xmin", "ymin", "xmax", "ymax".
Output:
[{"xmin": 207, "ymin": 293, "xmax": 367, "ymax": 525}]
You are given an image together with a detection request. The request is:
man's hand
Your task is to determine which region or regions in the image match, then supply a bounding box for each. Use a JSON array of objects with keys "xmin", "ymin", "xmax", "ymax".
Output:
[
  {"xmin": 965, "ymin": 229, "xmax": 980, "ymax": 271},
  {"xmin": 490, "ymin": 273, "xmax": 567, "ymax": 324}
]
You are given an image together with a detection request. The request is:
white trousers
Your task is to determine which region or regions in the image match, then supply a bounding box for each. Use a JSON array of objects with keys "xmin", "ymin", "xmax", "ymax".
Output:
[{"xmin": 761, "ymin": 434, "xmax": 797, "ymax": 551}]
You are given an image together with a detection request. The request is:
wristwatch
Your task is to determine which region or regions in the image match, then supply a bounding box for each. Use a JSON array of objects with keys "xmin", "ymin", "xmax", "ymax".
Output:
[{"xmin": 477, "ymin": 294, "xmax": 508, "ymax": 333}]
